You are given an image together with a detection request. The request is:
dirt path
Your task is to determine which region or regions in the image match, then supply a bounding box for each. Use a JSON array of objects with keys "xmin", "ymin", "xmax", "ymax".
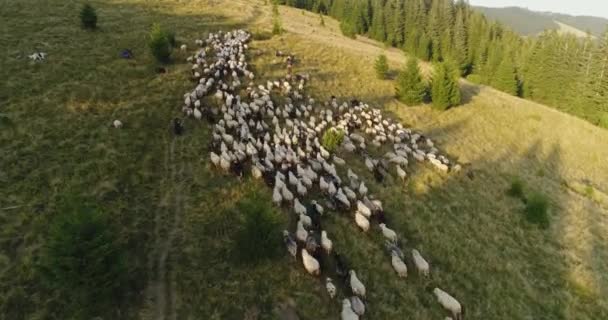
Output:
[{"xmin": 141, "ymin": 137, "xmax": 186, "ymax": 320}]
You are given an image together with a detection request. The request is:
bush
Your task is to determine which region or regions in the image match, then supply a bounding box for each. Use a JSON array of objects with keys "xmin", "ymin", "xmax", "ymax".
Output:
[
  {"xmin": 374, "ymin": 54, "xmax": 389, "ymax": 79},
  {"xmin": 272, "ymin": 18, "xmax": 283, "ymax": 35},
  {"xmin": 340, "ymin": 20, "xmax": 357, "ymax": 38},
  {"xmin": 148, "ymin": 23, "xmax": 172, "ymax": 64},
  {"xmin": 507, "ymin": 178, "xmax": 525, "ymax": 199},
  {"xmin": 322, "ymin": 128, "xmax": 345, "ymax": 153},
  {"xmin": 320, "ymin": 14, "xmax": 325, "ymax": 26},
  {"xmin": 80, "ymin": 4, "xmax": 97, "ymax": 29},
  {"xmin": 525, "ymin": 192, "xmax": 550, "ymax": 228},
  {"xmin": 233, "ymin": 195, "xmax": 282, "ymax": 264},
  {"xmin": 38, "ymin": 195, "xmax": 128, "ymax": 316},
  {"xmin": 166, "ymin": 30, "xmax": 177, "ymax": 48}
]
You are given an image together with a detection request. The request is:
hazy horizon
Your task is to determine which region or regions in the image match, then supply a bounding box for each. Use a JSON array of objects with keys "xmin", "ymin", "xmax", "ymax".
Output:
[{"xmin": 468, "ymin": 0, "xmax": 608, "ymax": 19}]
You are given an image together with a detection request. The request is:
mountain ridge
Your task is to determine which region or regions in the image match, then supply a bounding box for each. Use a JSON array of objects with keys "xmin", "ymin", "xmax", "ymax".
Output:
[{"xmin": 474, "ymin": 5, "xmax": 608, "ymax": 37}]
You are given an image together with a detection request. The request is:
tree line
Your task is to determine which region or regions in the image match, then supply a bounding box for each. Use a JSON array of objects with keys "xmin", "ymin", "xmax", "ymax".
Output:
[{"xmin": 280, "ymin": 0, "xmax": 608, "ymax": 128}]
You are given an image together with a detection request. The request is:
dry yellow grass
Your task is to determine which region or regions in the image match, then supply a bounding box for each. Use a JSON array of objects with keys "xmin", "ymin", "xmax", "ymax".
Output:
[{"xmin": 1, "ymin": 0, "xmax": 607, "ymax": 319}]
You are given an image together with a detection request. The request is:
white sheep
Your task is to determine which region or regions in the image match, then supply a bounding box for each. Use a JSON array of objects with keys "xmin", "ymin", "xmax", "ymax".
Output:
[
  {"xmin": 355, "ymin": 211, "xmax": 369, "ymax": 232},
  {"xmin": 391, "ymin": 251, "xmax": 407, "ymax": 278},
  {"xmin": 301, "ymin": 249, "xmax": 320, "ymax": 276},
  {"xmin": 272, "ymin": 187, "xmax": 282, "ymax": 205},
  {"xmin": 358, "ymin": 182, "xmax": 368, "ymax": 197},
  {"xmin": 193, "ymin": 108, "xmax": 202, "ymax": 120},
  {"xmin": 379, "ymin": 223, "xmax": 397, "ymax": 242},
  {"xmin": 396, "ymin": 165, "xmax": 406, "ymax": 181},
  {"xmin": 296, "ymin": 220, "xmax": 308, "ymax": 243},
  {"xmin": 349, "ymin": 270, "xmax": 366, "ymax": 298},
  {"xmin": 341, "ymin": 299, "xmax": 359, "ymax": 320},
  {"xmin": 180, "ymin": 44, "xmax": 187, "ymax": 51},
  {"xmin": 112, "ymin": 120, "xmax": 123, "ymax": 128},
  {"xmin": 209, "ymin": 152, "xmax": 220, "ymax": 167},
  {"xmin": 326, "ymin": 277, "xmax": 336, "ymax": 299},
  {"xmin": 321, "ymin": 230, "xmax": 333, "ymax": 253},
  {"xmin": 356, "ymin": 201, "xmax": 372, "ymax": 218},
  {"xmin": 350, "ymin": 296, "xmax": 365, "ymax": 316},
  {"xmin": 294, "ymin": 198, "xmax": 307, "ymax": 215},
  {"xmin": 412, "ymin": 249, "xmax": 430, "ymax": 277},
  {"xmin": 433, "ymin": 288, "xmax": 463, "ymax": 320}
]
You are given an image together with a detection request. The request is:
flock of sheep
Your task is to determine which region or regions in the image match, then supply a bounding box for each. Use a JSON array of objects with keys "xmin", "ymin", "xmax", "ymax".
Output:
[{"xmin": 177, "ymin": 29, "xmax": 463, "ymax": 319}]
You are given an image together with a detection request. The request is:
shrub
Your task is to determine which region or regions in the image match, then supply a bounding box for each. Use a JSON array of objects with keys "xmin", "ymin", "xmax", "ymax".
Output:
[
  {"xmin": 320, "ymin": 14, "xmax": 325, "ymax": 26},
  {"xmin": 272, "ymin": 18, "xmax": 283, "ymax": 35},
  {"xmin": 322, "ymin": 128, "xmax": 345, "ymax": 153},
  {"xmin": 148, "ymin": 23, "xmax": 172, "ymax": 63},
  {"xmin": 233, "ymin": 195, "xmax": 282, "ymax": 264},
  {"xmin": 524, "ymin": 192, "xmax": 549, "ymax": 228},
  {"xmin": 340, "ymin": 20, "xmax": 357, "ymax": 38},
  {"xmin": 507, "ymin": 178, "xmax": 525, "ymax": 199},
  {"xmin": 80, "ymin": 4, "xmax": 97, "ymax": 30},
  {"xmin": 38, "ymin": 195, "xmax": 128, "ymax": 316},
  {"xmin": 374, "ymin": 54, "xmax": 389, "ymax": 79},
  {"xmin": 166, "ymin": 30, "xmax": 177, "ymax": 48}
]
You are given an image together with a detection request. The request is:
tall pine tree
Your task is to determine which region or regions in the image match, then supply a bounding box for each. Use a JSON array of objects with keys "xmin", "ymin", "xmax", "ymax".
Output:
[
  {"xmin": 431, "ymin": 61, "xmax": 461, "ymax": 110},
  {"xmin": 396, "ymin": 57, "xmax": 428, "ymax": 105},
  {"xmin": 493, "ymin": 53, "xmax": 519, "ymax": 96}
]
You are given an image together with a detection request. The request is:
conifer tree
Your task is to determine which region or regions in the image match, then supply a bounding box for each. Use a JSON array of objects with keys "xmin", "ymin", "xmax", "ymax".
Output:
[
  {"xmin": 375, "ymin": 54, "xmax": 389, "ymax": 79},
  {"xmin": 417, "ymin": 33, "xmax": 432, "ymax": 61},
  {"xmin": 431, "ymin": 61, "xmax": 461, "ymax": 110},
  {"xmin": 396, "ymin": 58, "xmax": 427, "ymax": 105},
  {"xmin": 453, "ymin": 8, "xmax": 469, "ymax": 75},
  {"xmin": 493, "ymin": 54, "xmax": 519, "ymax": 96}
]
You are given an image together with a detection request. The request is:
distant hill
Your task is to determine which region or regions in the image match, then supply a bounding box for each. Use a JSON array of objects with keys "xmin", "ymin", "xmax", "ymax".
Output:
[{"xmin": 474, "ymin": 6, "xmax": 608, "ymax": 37}]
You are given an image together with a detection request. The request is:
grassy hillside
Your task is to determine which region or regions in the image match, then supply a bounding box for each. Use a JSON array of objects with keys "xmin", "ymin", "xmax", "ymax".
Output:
[
  {"xmin": 475, "ymin": 6, "xmax": 607, "ymax": 37},
  {"xmin": 1, "ymin": 1, "xmax": 608, "ymax": 319}
]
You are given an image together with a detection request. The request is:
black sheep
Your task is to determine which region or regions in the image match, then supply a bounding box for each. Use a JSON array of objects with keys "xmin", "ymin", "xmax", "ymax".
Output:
[
  {"xmin": 333, "ymin": 252, "xmax": 349, "ymax": 283},
  {"xmin": 172, "ymin": 118, "xmax": 184, "ymax": 135},
  {"xmin": 230, "ymin": 160, "xmax": 244, "ymax": 178}
]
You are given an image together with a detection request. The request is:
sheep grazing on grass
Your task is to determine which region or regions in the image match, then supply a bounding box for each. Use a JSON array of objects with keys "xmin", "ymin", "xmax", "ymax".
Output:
[
  {"xmin": 349, "ymin": 270, "xmax": 366, "ymax": 298},
  {"xmin": 321, "ymin": 230, "xmax": 333, "ymax": 254},
  {"xmin": 172, "ymin": 118, "xmax": 184, "ymax": 135},
  {"xmin": 296, "ymin": 220, "xmax": 308, "ymax": 243},
  {"xmin": 354, "ymin": 212, "xmax": 370, "ymax": 232},
  {"xmin": 175, "ymin": 29, "xmax": 465, "ymax": 319},
  {"xmin": 433, "ymin": 288, "xmax": 463, "ymax": 320},
  {"xmin": 326, "ymin": 277, "xmax": 336, "ymax": 299},
  {"xmin": 341, "ymin": 299, "xmax": 359, "ymax": 320},
  {"xmin": 356, "ymin": 200, "xmax": 372, "ymax": 218},
  {"xmin": 209, "ymin": 152, "xmax": 220, "ymax": 167},
  {"xmin": 282, "ymin": 230, "xmax": 297, "ymax": 259},
  {"xmin": 412, "ymin": 249, "xmax": 430, "ymax": 277},
  {"xmin": 391, "ymin": 251, "xmax": 407, "ymax": 278},
  {"xmin": 396, "ymin": 165, "xmax": 406, "ymax": 181},
  {"xmin": 379, "ymin": 223, "xmax": 397, "ymax": 242},
  {"xmin": 112, "ymin": 120, "xmax": 123, "ymax": 128},
  {"xmin": 301, "ymin": 248, "xmax": 320, "ymax": 276},
  {"xmin": 350, "ymin": 296, "xmax": 365, "ymax": 316}
]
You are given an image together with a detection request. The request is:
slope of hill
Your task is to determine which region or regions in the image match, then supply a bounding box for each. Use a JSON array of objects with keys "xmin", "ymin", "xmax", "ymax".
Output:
[
  {"xmin": 475, "ymin": 6, "xmax": 607, "ymax": 37},
  {"xmin": 1, "ymin": 1, "xmax": 607, "ymax": 319}
]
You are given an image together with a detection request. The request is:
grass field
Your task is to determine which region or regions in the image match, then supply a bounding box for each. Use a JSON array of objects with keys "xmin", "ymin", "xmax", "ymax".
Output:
[{"xmin": 1, "ymin": 0, "xmax": 607, "ymax": 319}]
